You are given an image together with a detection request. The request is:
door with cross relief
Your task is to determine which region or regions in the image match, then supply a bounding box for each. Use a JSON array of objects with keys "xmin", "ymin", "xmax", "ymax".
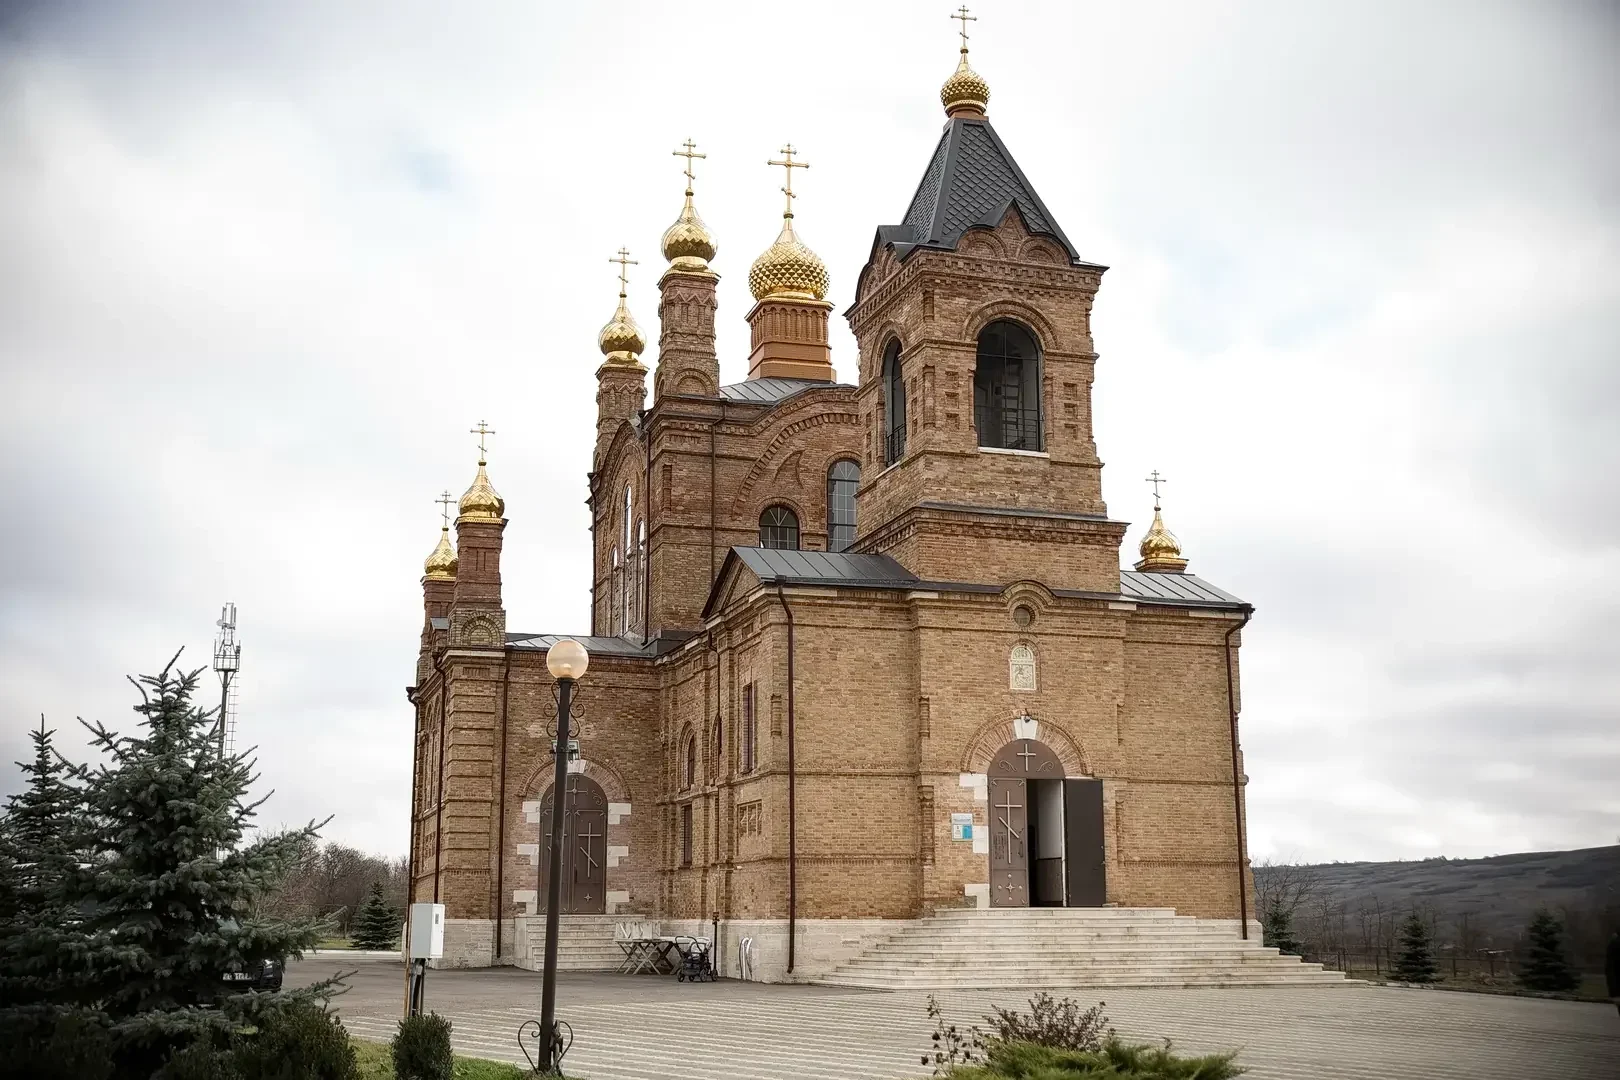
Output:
[
  {"xmin": 536, "ymin": 775, "xmax": 608, "ymax": 914},
  {"xmin": 987, "ymin": 777, "xmax": 1029, "ymax": 907}
]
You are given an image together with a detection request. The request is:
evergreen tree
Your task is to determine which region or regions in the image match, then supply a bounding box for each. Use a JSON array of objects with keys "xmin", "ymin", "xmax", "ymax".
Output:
[
  {"xmin": 1518, "ymin": 909, "xmax": 1579, "ymax": 992},
  {"xmin": 0, "ymin": 718, "xmax": 86, "ymax": 1008},
  {"xmin": 2, "ymin": 656, "xmax": 341, "ymax": 1074},
  {"xmin": 1262, "ymin": 905, "xmax": 1302, "ymax": 956},
  {"xmin": 1392, "ymin": 911, "xmax": 1438, "ymax": 983},
  {"xmin": 351, "ymin": 882, "xmax": 399, "ymax": 950}
]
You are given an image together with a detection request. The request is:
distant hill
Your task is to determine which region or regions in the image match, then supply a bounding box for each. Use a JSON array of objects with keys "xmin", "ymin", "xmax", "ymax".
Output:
[{"xmin": 1255, "ymin": 845, "xmax": 1620, "ymax": 967}]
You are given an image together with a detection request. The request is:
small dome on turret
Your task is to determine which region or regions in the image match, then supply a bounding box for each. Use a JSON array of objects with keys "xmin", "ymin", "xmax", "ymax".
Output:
[
  {"xmin": 1134, "ymin": 507, "xmax": 1189, "ymax": 574},
  {"xmin": 662, "ymin": 197, "xmax": 717, "ymax": 272},
  {"xmin": 597, "ymin": 295, "xmax": 646, "ymax": 361},
  {"xmin": 458, "ymin": 458, "xmax": 504, "ymax": 523},
  {"xmin": 941, "ymin": 55, "xmax": 990, "ymax": 116},
  {"xmin": 748, "ymin": 217, "xmax": 829, "ymax": 302},
  {"xmin": 423, "ymin": 527, "xmax": 457, "ymax": 580}
]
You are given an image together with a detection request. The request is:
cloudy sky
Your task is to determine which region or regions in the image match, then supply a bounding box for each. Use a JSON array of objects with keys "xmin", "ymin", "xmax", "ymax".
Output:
[{"xmin": 2, "ymin": 1, "xmax": 1615, "ymax": 864}]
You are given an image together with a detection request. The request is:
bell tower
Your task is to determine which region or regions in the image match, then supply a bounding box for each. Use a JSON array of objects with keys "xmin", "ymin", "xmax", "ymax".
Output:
[{"xmin": 844, "ymin": 15, "xmax": 1125, "ymax": 592}]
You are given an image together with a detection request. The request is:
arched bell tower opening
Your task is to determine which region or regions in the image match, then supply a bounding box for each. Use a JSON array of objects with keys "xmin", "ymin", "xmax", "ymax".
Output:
[{"xmin": 986, "ymin": 738, "xmax": 1105, "ymax": 909}]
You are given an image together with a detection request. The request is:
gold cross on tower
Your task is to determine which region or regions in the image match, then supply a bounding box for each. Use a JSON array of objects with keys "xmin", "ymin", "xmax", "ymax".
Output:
[
  {"xmin": 608, "ymin": 246, "xmax": 638, "ymax": 296},
  {"xmin": 1145, "ymin": 469, "xmax": 1167, "ymax": 509},
  {"xmin": 470, "ymin": 420, "xmax": 496, "ymax": 462},
  {"xmin": 436, "ymin": 489, "xmax": 455, "ymax": 528},
  {"xmin": 767, "ymin": 144, "xmax": 810, "ymax": 218},
  {"xmin": 951, "ymin": 5, "xmax": 976, "ymax": 51},
  {"xmin": 673, "ymin": 138, "xmax": 705, "ymax": 194}
]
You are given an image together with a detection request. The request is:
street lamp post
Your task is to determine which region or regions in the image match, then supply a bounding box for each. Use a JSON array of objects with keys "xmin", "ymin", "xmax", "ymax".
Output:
[{"xmin": 538, "ymin": 638, "xmax": 589, "ymax": 1073}]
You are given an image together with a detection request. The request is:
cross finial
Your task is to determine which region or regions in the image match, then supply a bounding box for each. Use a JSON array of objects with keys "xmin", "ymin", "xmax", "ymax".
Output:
[
  {"xmin": 951, "ymin": 5, "xmax": 976, "ymax": 52},
  {"xmin": 470, "ymin": 421, "xmax": 496, "ymax": 463},
  {"xmin": 1145, "ymin": 470, "xmax": 1167, "ymax": 510},
  {"xmin": 673, "ymin": 138, "xmax": 706, "ymax": 194},
  {"xmin": 609, "ymin": 246, "xmax": 638, "ymax": 297},
  {"xmin": 767, "ymin": 144, "xmax": 810, "ymax": 219},
  {"xmin": 436, "ymin": 489, "xmax": 455, "ymax": 528}
]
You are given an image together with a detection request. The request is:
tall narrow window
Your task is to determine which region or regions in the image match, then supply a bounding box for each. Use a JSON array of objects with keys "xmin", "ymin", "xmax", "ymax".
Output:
[
  {"xmin": 712, "ymin": 719, "xmax": 724, "ymax": 777},
  {"xmin": 826, "ymin": 460, "xmax": 861, "ymax": 553},
  {"xmin": 684, "ymin": 733, "xmax": 697, "ymax": 789},
  {"xmin": 634, "ymin": 519, "xmax": 646, "ymax": 632},
  {"xmin": 623, "ymin": 484, "xmax": 633, "ymax": 550},
  {"xmin": 609, "ymin": 548, "xmax": 621, "ymax": 636},
  {"xmin": 882, "ymin": 339, "xmax": 906, "ymax": 464},
  {"xmin": 741, "ymin": 683, "xmax": 757, "ymax": 774},
  {"xmin": 974, "ymin": 320, "xmax": 1043, "ymax": 451},
  {"xmin": 680, "ymin": 803, "xmax": 693, "ymax": 867},
  {"xmin": 758, "ymin": 506, "xmax": 800, "ymax": 550}
]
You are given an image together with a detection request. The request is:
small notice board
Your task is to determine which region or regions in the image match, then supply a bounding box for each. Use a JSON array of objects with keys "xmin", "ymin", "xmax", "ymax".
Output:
[{"xmin": 950, "ymin": 812, "xmax": 974, "ymax": 841}]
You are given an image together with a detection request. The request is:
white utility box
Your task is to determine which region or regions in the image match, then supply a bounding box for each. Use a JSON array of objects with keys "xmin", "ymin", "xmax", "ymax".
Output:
[{"xmin": 408, "ymin": 902, "xmax": 445, "ymax": 960}]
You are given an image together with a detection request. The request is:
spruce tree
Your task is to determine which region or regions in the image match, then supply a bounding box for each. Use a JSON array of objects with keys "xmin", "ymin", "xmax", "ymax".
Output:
[
  {"xmin": 351, "ymin": 882, "xmax": 400, "ymax": 950},
  {"xmin": 0, "ymin": 718, "xmax": 89, "ymax": 1024},
  {"xmin": 1262, "ymin": 905, "xmax": 1302, "ymax": 956},
  {"xmin": 1392, "ymin": 912, "xmax": 1438, "ymax": 983},
  {"xmin": 1518, "ymin": 909, "xmax": 1579, "ymax": 992},
  {"xmin": 8, "ymin": 656, "xmax": 341, "ymax": 1073}
]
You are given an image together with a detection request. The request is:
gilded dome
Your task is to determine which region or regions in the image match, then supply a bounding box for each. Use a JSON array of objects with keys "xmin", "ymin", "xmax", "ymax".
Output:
[
  {"xmin": 1134, "ymin": 508, "xmax": 1189, "ymax": 573},
  {"xmin": 423, "ymin": 527, "xmax": 458, "ymax": 580},
  {"xmin": 941, "ymin": 51, "xmax": 990, "ymax": 116},
  {"xmin": 458, "ymin": 459, "xmax": 504, "ymax": 523},
  {"xmin": 748, "ymin": 217, "xmax": 829, "ymax": 302},
  {"xmin": 661, "ymin": 193, "xmax": 718, "ymax": 272},
  {"xmin": 597, "ymin": 294, "xmax": 645, "ymax": 363}
]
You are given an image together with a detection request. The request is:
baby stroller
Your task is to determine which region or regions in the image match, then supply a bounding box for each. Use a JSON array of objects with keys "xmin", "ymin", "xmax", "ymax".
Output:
[{"xmin": 676, "ymin": 936, "xmax": 716, "ymax": 982}]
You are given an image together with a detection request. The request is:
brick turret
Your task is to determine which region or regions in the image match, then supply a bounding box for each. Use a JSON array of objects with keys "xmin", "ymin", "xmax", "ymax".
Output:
[{"xmin": 449, "ymin": 452, "xmax": 506, "ymax": 647}]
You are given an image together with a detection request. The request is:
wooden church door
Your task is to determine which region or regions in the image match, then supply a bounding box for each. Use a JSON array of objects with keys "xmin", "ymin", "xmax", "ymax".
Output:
[{"xmin": 536, "ymin": 775, "xmax": 608, "ymax": 914}]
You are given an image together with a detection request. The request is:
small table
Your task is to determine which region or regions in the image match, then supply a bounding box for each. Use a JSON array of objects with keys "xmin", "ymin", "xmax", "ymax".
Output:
[{"xmin": 621, "ymin": 936, "xmax": 710, "ymax": 976}]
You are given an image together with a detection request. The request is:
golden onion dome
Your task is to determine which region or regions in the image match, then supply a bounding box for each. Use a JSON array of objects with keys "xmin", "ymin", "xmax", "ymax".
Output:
[
  {"xmin": 748, "ymin": 215, "xmax": 829, "ymax": 302},
  {"xmin": 662, "ymin": 192, "xmax": 718, "ymax": 272},
  {"xmin": 597, "ymin": 293, "xmax": 645, "ymax": 363},
  {"xmin": 458, "ymin": 458, "xmax": 504, "ymax": 523},
  {"xmin": 1134, "ymin": 507, "xmax": 1189, "ymax": 573},
  {"xmin": 941, "ymin": 49, "xmax": 990, "ymax": 116},
  {"xmin": 423, "ymin": 527, "xmax": 458, "ymax": 580}
]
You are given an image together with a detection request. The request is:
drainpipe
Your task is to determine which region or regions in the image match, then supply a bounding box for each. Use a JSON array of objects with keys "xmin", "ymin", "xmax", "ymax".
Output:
[
  {"xmin": 643, "ymin": 415, "xmax": 653, "ymax": 645},
  {"xmin": 772, "ymin": 578, "xmax": 798, "ymax": 973},
  {"xmin": 708, "ymin": 417, "xmax": 720, "ymax": 587},
  {"xmin": 405, "ymin": 687, "xmax": 420, "ymax": 909},
  {"xmin": 1224, "ymin": 606, "xmax": 1255, "ymax": 939},
  {"xmin": 494, "ymin": 647, "xmax": 512, "ymax": 960},
  {"xmin": 432, "ymin": 656, "xmax": 448, "ymax": 904}
]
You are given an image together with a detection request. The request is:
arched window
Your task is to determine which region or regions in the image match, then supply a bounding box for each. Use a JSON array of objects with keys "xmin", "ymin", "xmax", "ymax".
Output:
[
  {"xmin": 974, "ymin": 320, "xmax": 1043, "ymax": 451},
  {"xmin": 684, "ymin": 733, "xmax": 698, "ymax": 789},
  {"xmin": 826, "ymin": 460, "xmax": 861, "ymax": 553},
  {"xmin": 712, "ymin": 719, "xmax": 724, "ymax": 777},
  {"xmin": 1010, "ymin": 644, "xmax": 1037, "ymax": 691},
  {"xmin": 609, "ymin": 547, "xmax": 621, "ymax": 636},
  {"xmin": 758, "ymin": 505, "xmax": 800, "ymax": 550},
  {"xmin": 882, "ymin": 339, "xmax": 906, "ymax": 464},
  {"xmin": 635, "ymin": 519, "xmax": 646, "ymax": 630},
  {"xmin": 623, "ymin": 484, "xmax": 633, "ymax": 550}
]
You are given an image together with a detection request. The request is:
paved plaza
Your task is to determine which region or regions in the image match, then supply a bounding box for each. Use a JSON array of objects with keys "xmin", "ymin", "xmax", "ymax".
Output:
[{"xmin": 297, "ymin": 957, "xmax": 1620, "ymax": 1080}]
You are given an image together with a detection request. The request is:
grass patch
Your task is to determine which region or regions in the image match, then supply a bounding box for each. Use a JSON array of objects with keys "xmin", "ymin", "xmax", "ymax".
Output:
[
  {"xmin": 351, "ymin": 1036, "xmax": 575, "ymax": 1079},
  {"xmin": 316, "ymin": 936, "xmax": 356, "ymax": 949}
]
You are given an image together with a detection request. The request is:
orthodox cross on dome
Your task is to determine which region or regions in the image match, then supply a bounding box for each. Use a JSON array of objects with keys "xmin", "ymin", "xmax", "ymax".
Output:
[
  {"xmin": 951, "ymin": 5, "xmax": 976, "ymax": 51},
  {"xmin": 673, "ymin": 138, "xmax": 706, "ymax": 194},
  {"xmin": 1145, "ymin": 469, "xmax": 1167, "ymax": 510},
  {"xmin": 469, "ymin": 420, "xmax": 496, "ymax": 463},
  {"xmin": 767, "ymin": 144, "xmax": 810, "ymax": 219},
  {"xmin": 609, "ymin": 246, "xmax": 638, "ymax": 297},
  {"xmin": 436, "ymin": 489, "xmax": 455, "ymax": 528}
]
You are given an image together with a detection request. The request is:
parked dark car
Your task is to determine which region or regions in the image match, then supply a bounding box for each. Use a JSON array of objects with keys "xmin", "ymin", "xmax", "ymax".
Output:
[{"xmin": 219, "ymin": 918, "xmax": 285, "ymax": 991}]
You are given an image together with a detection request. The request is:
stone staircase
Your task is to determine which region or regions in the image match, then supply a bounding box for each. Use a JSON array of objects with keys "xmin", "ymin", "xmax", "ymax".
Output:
[
  {"xmin": 513, "ymin": 915, "xmax": 630, "ymax": 972},
  {"xmin": 816, "ymin": 908, "xmax": 1355, "ymax": 990}
]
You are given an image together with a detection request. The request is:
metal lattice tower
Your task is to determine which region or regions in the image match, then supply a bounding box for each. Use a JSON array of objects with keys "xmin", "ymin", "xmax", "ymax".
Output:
[{"xmin": 212, "ymin": 603, "xmax": 242, "ymax": 757}]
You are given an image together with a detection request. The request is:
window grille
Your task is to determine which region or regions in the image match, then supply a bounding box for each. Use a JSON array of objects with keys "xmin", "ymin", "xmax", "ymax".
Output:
[
  {"xmin": 974, "ymin": 320, "xmax": 1044, "ymax": 451},
  {"xmin": 882, "ymin": 339, "xmax": 906, "ymax": 464},
  {"xmin": 758, "ymin": 506, "xmax": 800, "ymax": 550},
  {"xmin": 680, "ymin": 803, "xmax": 693, "ymax": 867},
  {"xmin": 741, "ymin": 683, "xmax": 757, "ymax": 774}
]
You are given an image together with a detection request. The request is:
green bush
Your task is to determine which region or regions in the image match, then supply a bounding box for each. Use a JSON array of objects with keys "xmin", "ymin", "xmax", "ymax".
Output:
[
  {"xmin": 233, "ymin": 1002, "xmax": 358, "ymax": 1080},
  {"xmin": 984, "ymin": 993, "xmax": 1113, "ymax": 1052},
  {"xmin": 0, "ymin": 1009, "xmax": 115, "ymax": 1080},
  {"xmin": 948, "ymin": 1037, "xmax": 1245, "ymax": 1078},
  {"xmin": 393, "ymin": 1012, "xmax": 455, "ymax": 1080},
  {"xmin": 157, "ymin": 1040, "xmax": 241, "ymax": 1080}
]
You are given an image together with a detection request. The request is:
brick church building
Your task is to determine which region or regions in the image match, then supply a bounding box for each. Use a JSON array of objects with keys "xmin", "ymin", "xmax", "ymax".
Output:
[{"xmin": 407, "ymin": 28, "xmax": 1260, "ymax": 978}]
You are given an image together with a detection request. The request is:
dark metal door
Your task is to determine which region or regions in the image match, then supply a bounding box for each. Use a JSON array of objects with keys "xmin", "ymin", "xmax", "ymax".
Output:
[
  {"xmin": 536, "ymin": 776, "xmax": 608, "ymax": 915},
  {"xmin": 988, "ymin": 777, "xmax": 1029, "ymax": 908},
  {"xmin": 1063, "ymin": 778, "xmax": 1106, "ymax": 907}
]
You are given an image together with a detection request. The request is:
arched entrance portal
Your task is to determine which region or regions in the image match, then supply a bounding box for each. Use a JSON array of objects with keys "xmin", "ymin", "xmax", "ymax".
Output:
[
  {"xmin": 536, "ymin": 774, "xmax": 608, "ymax": 914},
  {"xmin": 987, "ymin": 738, "xmax": 1105, "ymax": 909}
]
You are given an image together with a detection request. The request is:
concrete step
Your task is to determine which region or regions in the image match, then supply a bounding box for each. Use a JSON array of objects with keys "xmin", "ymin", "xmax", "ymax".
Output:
[{"xmin": 816, "ymin": 971, "xmax": 1354, "ymax": 989}]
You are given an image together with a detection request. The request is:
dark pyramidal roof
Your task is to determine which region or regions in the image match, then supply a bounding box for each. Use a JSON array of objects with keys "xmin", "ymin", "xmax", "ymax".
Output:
[{"xmin": 874, "ymin": 116, "xmax": 1100, "ymax": 268}]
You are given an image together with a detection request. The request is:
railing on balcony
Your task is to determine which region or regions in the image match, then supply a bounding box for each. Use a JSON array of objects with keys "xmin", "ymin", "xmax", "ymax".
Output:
[
  {"xmin": 885, "ymin": 427, "xmax": 907, "ymax": 466},
  {"xmin": 976, "ymin": 406, "xmax": 1044, "ymax": 452}
]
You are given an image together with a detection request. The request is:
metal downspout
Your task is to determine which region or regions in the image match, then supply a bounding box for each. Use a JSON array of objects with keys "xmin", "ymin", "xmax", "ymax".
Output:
[
  {"xmin": 1224, "ymin": 606, "xmax": 1255, "ymax": 939},
  {"xmin": 494, "ymin": 647, "xmax": 512, "ymax": 960},
  {"xmin": 772, "ymin": 578, "xmax": 797, "ymax": 973},
  {"xmin": 432, "ymin": 657, "xmax": 448, "ymax": 904}
]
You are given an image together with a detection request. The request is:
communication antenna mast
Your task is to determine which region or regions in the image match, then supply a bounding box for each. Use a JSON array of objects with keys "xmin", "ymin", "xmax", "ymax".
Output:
[{"xmin": 212, "ymin": 603, "xmax": 242, "ymax": 757}]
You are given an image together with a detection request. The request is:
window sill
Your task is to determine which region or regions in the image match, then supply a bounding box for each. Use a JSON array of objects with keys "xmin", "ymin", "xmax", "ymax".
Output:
[{"xmin": 979, "ymin": 446, "xmax": 1050, "ymax": 459}]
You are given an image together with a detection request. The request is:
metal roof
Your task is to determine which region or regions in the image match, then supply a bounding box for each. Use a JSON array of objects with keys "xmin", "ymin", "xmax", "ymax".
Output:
[
  {"xmin": 1117, "ymin": 573, "xmax": 1246, "ymax": 607},
  {"xmin": 719, "ymin": 377, "xmax": 846, "ymax": 404},
  {"xmin": 885, "ymin": 117, "xmax": 1096, "ymax": 267},
  {"xmin": 504, "ymin": 633, "xmax": 660, "ymax": 658},
  {"xmin": 720, "ymin": 547, "xmax": 1248, "ymax": 611}
]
